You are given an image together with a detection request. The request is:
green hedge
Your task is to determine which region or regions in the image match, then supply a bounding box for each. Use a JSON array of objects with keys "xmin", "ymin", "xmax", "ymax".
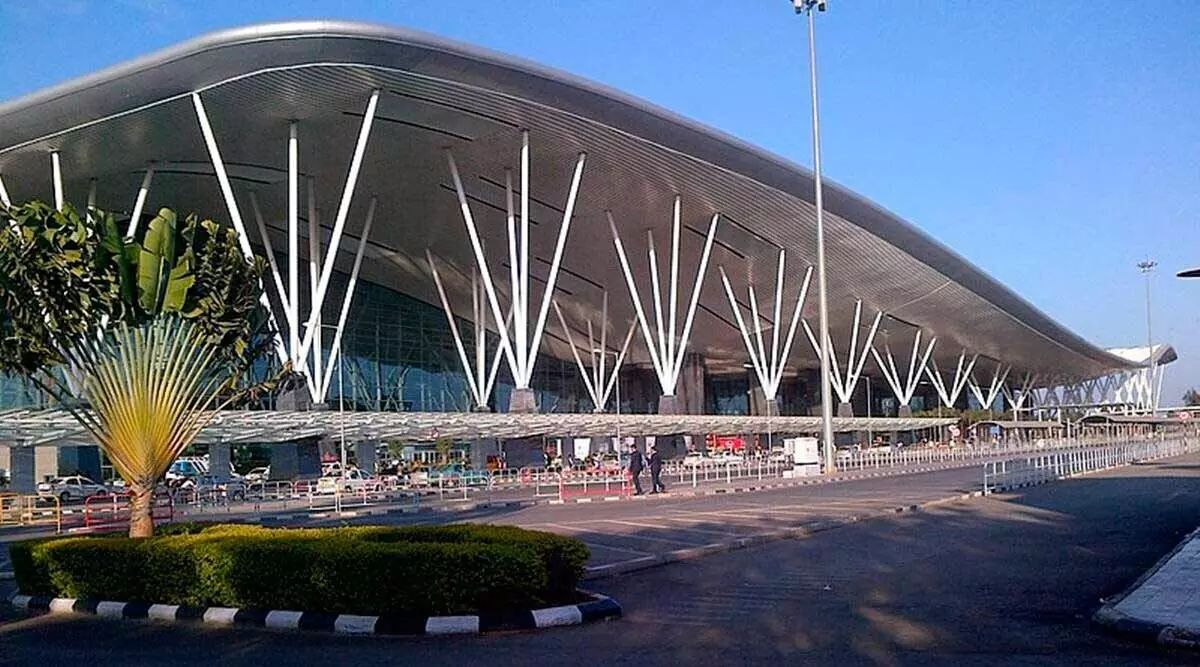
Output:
[{"xmin": 10, "ymin": 524, "xmax": 589, "ymax": 616}]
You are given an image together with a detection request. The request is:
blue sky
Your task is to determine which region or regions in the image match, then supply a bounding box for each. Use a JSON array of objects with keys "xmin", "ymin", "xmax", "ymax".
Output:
[{"xmin": 1, "ymin": 0, "xmax": 1197, "ymax": 404}]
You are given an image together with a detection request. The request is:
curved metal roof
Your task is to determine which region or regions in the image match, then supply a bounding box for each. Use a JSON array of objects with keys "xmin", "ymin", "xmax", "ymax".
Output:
[{"xmin": 0, "ymin": 20, "xmax": 1138, "ymax": 382}]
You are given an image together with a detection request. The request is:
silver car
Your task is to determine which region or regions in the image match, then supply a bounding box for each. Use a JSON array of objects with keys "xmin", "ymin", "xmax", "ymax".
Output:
[{"xmin": 37, "ymin": 476, "xmax": 110, "ymax": 503}]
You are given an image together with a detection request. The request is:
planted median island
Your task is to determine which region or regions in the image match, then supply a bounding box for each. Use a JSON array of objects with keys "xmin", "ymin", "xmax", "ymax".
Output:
[{"xmin": 12, "ymin": 523, "xmax": 590, "ymax": 618}]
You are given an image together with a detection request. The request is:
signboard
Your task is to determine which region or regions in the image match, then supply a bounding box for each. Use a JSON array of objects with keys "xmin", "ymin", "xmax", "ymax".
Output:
[{"xmin": 785, "ymin": 437, "xmax": 820, "ymax": 465}]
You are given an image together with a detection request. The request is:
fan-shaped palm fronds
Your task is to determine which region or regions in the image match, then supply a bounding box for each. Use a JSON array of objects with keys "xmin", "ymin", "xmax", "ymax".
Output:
[{"xmin": 61, "ymin": 317, "xmax": 232, "ymax": 537}]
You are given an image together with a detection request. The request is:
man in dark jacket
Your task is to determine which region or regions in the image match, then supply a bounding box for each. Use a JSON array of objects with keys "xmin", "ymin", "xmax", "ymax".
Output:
[
  {"xmin": 648, "ymin": 443, "xmax": 666, "ymax": 494},
  {"xmin": 626, "ymin": 442, "xmax": 644, "ymax": 495}
]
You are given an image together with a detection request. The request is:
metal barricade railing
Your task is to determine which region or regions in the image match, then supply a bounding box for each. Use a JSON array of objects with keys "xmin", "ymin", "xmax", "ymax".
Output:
[
  {"xmin": 0, "ymin": 494, "xmax": 63, "ymax": 533},
  {"xmin": 82, "ymin": 492, "xmax": 172, "ymax": 532},
  {"xmin": 982, "ymin": 437, "xmax": 1197, "ymax": 494},
  {"xmin": 558, "ymin": 470, "xmax": 632, "ymax": 501}
]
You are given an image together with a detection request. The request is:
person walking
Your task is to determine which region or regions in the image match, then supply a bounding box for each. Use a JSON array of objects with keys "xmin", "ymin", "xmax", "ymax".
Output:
[
  {"xmin": 648, "ymin": 443, "xmax": 666, "ymax": 494},
  {"xmin": 626, "ymin": 442, "xmax": 644, "ymax": 496}
]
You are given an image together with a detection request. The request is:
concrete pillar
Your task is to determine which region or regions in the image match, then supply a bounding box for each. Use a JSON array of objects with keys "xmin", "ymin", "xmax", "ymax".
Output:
[
  {"xmin": 269, "ymin": 439, "xmax": 322, "ymax": 481},
  {"xmin": 838, "ymin": 402, "xmax": 854, "ymax": 417},
  {"xmin": 208, "ymin": 442, "xmax": 232, "ymax": 481},
  {"xmin": 0, "ymin": 445, "xmax": 10, "ymax": 486},
  {"xmin": 355, "ymin": 441, "xmax": 378, "ymax": 475},
  {"xmin": 57, "ymin": 445, "xmax": 102, "ymax": 481},
  {"xmin": 657, "ymin": 395, "xmax": 680, "ymax": 415},
  {"xmin": 10, "ymin": 447, "xmax": 36, "ymax": 494},
  {"xmin": 508, "ymin": 387, "xmax": 538, "ymax": 414},
  {"xmin": 898, "ymin": 405, "xmax": 913, "ymax": 418},
  {"xmin": 36, "ymin": 447, "xmax": 56, "ymax": 483},
  {"xmin": 677, "ymin": 352, "xmax": 706, "ymax": 415}
]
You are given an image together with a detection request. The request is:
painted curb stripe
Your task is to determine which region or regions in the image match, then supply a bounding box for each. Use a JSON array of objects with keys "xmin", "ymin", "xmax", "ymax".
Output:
[
  {"xmin": 232, "ymin": 608, "xmax": 269, "ymax": 627},
  {"xmin": 10, "ymin": 595, "xmax": 31, "ymax": 609},
  {"xmin": 264, "ymin": 609, "xmax": 304, "ymax": 630},
  {"xmin": 373, "ymin": 613, "xmax": 428, "ymax": 635},
  {"xmin": 531, "ymin": 604, "xmax": 583, "ymax": 628},
  {"xmin": 297, "ymin": 611, "xmax": 338, "ymax": 632},
  {"xmin": 122, "ymin": 602, "xmax": 151, "ymax": 619},
  {"xmin": 48, "ymin": 598, "xmax": 76, "ymax": 613},
  {"xmin": 334, "ymin": 614, "xmax": 378, "ymax": 635},
  {"xmin": 95, "ymin": 601, "xmax": 126, "ymax": 618},
  {"xmin": 148, "ymin": 604, "xmax": 180, "ymax": 621},
  {"xmin": 425, "ymin": 615, "xmax": 480, "ymax": 635},
  {"xmin": 203, "ymin": 607, "xmax": 240, "ymax": 625}
]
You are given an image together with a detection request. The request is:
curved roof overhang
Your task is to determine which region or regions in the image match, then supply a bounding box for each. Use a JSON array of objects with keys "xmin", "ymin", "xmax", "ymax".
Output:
[{"xmin": 0, "ymin": 21, "xmax": 1140, "ymax": 382}]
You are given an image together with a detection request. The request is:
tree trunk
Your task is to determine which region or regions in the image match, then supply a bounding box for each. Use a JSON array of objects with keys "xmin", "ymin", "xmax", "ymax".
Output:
[{"xmin": 128, "ymin": 484, "xmax": 154, "ymax": 538}]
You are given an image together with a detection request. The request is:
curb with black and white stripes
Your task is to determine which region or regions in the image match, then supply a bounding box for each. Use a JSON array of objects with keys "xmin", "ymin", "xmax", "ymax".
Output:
[{"xmin": 5, "ymin": 591, "xmax": 621, "ymax": 636}]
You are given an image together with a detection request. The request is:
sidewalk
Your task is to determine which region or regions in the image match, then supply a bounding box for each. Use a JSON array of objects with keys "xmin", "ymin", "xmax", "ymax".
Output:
[{"xmin": 1095, "ymin": 526, "xmax": 1200, "ymax": 649}]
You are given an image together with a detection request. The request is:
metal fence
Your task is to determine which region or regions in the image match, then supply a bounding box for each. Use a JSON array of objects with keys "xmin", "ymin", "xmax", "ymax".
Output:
[
  {"xmin": 981, "ymin": 436, "xmax": 1198, "ymax": 494},
  {"xmin": 835, "ymin": 436, "xmax": 1128, "ymax": 473}
]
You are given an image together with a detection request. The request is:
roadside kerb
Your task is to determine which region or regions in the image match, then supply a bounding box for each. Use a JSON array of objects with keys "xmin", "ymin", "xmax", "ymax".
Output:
[
  {"xmin": 4, "ymin": 591, "xmax": 621, "ymax": 636},
  {"xmin": 1093, "ymin": 526, "xmax": 1200, "ymax": 649}
]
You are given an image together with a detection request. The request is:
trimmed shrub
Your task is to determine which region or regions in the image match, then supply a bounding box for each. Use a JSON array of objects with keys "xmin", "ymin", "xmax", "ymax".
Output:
[{"xmin": 10, "ymin": 523, "xmax": 587, "ymax": 616}]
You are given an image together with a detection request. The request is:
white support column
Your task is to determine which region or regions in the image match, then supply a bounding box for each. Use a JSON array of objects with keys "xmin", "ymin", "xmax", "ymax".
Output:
[
  {"xmin": 444, "ymin": 132, "xmax": 587, "ymax": 395},
  {"xmin": 297, "ymin": 90, "xmax": 380, "ymax": 372},
  {"xmin": 426, "ymin": 250, "xmax": 513, "ymax": 410},
  {"xmin": 249, "ymin": 191, "xmax": 293, "ymax": 329},
  {"xmin": 321, "ymin": 197, "xmax": 377, "ymax": 401},
  {"xmin": 553, "ymin": 298, "xmax": 639, "ymax": 413},
  {"xmin": 718, "ymin": 254, "xmax": 813, "ymax": 403},
  {"xmin": 1001, "ymin": 371, "xmax": 1038, "ymax": 415},
  {"xmin": 968, "ymin": 363, "xmax": 1011, "ymax": 411},
  {"xmin": 925, "ymin": 350, "xmax": 978, "ymax": 408},
  {"xmin": 50, "ymin": 151, "xmax": 64, "ymax": 212},
  {"xmin": 608, "ymin": 201, "xmax": 719, "ymax": 398},
  {"xmin": 870, "ymin": 331, "xmax": 937, "ymax": 411},
  {"xmin": 287, "ymin": 123, "xmax": 300, "ymax": 368},
  {"xmin": 190, "ymin": 91, "xmax": 290, "ymax": 370},
  {"xmin": 0, "ymin": 174, "xmax": 11, "ymax": 208},
  {"xmin": 307, "ymin": 176, "xmax": 323, "ymax": 391},
  {"xmin": 126, "ymin": 163, "xmax": 155, "ymax": 238},
  {"xmin": 801, "ymin": 299, "xmax": 882, "ymax": 405}
]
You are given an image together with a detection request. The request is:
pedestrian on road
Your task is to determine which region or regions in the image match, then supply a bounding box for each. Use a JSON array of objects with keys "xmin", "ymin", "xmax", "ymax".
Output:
[
  {"xmin": 648, "ymin": 443, "xmax": 665, "ymax": 494},
  {"xmin": 627, "ymin": 442, "xmax": 644, "ymax": 496}
]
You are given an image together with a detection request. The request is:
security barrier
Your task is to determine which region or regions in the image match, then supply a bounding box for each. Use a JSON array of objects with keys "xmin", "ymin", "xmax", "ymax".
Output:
[
  {"xmin": 0, "ymin": 494, "xmax": 62, "ymax": 533},
  {"xmin": 558, "ymin": 469, "xmax": 632, "ymax": 501},
  {"xmin": 982, "ymin": 437, "xmax": 1198, "ymax": 494},
  {"xmin": 83, "ymin": 491, "xmax": 173, "ymax": 532}
]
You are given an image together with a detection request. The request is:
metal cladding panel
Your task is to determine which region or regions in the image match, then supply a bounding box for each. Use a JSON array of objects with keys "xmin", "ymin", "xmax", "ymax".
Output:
[{"xmin": 0, "ymin": 21, "xmax": 1139, "ymax": 382}]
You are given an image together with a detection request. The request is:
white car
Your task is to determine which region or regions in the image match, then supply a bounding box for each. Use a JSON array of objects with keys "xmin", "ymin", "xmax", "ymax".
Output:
[
  {"xmin": 682, "ymin": 452, "xmax": 710, "ymax": 467},
  {"xmin": 244, "ymin": 467, "xmax": 270, "ymax": 484},
  {"xmin": 767, "ymin": 448, "xmax": 792, "ymax": 464},
  {"xmin": 177, "ymin": 475, "xmax": 247, "ymax": 501},
  {"xmin": 37, "ymin": 476, "xmax": 110, "ymax": 503},
  {"xmin": 316, "ymin": 468, "xmax": 383, "ymax": 495}
]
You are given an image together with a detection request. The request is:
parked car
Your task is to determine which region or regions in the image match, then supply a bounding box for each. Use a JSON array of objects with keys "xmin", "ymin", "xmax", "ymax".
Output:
[
  {"xmin": 427, "ymin": 464, "xmax": 490, "ymax": 487},
  {"xmin": 177, "ymin": 475, "xmax": 246, "ymax": 501},
  {"xmin": 37, "ymin": 476, "xmax": 110, "ymax": 503},
  {"xmin": 713, "ymin": 452, "xmax": 744, "ymax": 465},
  {"xmin": 598, "ymin": 453, "xmax": 624, "ymax": 471},
  {"xmin": 316, "ymin": 468, "xmax": 383, "ymax": 495},
  {"xmin": 243, "ymin": 467, "xmax": 270, "ymax": 484},
  {"xmin": 682, "ymin": 452, "xmax": 710, "ymax": 467}
]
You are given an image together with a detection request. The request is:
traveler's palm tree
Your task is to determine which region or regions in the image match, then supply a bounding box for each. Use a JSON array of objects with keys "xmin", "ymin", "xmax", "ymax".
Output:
[{"xmin": 61, "ymin": 318, "xmax": 232, "ymax": 538}]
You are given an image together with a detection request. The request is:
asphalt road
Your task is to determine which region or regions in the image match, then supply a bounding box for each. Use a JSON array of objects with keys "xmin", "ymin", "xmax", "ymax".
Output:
[
  {"xmin": 5, "ymin": 453, "xmax": 1200, "ymax": 665},
  {"xmin": 306, "ymin": 464, "xmax": 986, "ymax": 573}
]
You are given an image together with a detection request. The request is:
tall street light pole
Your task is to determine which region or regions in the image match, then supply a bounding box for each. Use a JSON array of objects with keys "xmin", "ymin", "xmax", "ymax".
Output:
[
  {"xmin": 1137, "ymin": 260, "xmax": 1157, "ymax": 414},
  {"xmin": 793, "ymin": 0, "xmax": 835, "ymax": 473}
]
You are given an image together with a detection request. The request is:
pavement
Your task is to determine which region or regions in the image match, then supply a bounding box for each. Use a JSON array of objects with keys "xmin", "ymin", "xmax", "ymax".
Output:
[
  {"xmin": 1095, "ymin": 525, "xmax": 1200, "ymax": 647},
  {"xmin": 5, "ymin": 453, "xmax": 1200, "ymax": 664}
]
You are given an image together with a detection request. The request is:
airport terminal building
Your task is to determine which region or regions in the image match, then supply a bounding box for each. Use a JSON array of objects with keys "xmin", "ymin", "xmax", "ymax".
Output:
[{"xmin": 0, "ymin": 22, "xmax": 1175, "ymax": 483}]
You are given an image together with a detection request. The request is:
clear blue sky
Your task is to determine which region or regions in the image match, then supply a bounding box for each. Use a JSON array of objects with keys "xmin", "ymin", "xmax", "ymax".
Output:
[{"xmin": 1, "ymin": 0, "xmax": 1197, "ymax": 404}]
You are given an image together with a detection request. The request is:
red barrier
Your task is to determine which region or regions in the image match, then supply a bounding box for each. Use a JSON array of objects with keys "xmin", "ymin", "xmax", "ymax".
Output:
[
  {"xmin": 557, "ymin": 470, "xmax": 632, "ymax": 501},
  {"xmin": 83, "ymin": 491, "xmax": 174, "ymax": 532}
]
